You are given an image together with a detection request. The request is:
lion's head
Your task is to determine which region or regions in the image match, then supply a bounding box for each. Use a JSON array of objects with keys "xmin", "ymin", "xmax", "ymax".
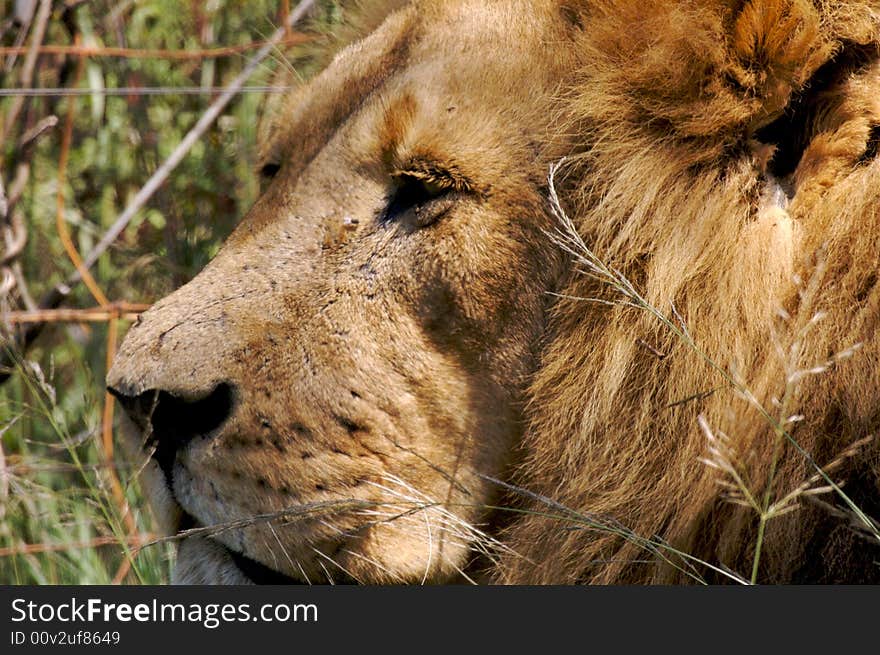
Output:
[{"xmin": 108, "ymin": 0, "xmax": 880, "ymax": 584}]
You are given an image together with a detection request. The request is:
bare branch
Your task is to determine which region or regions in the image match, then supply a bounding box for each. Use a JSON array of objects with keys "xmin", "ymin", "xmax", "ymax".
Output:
[
  {"xmin": 0, "ymin": 0, "xmax": 52, "ymax": 144},
  {"xmin": 65, "ymin": 0, "xmax": 316, "ymax": 290}
]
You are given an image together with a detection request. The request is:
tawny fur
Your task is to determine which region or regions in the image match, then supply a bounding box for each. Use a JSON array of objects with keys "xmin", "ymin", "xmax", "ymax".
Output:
[{"xmin": 109, "ymin": 0, "xmax": 880, "ymax": 585}]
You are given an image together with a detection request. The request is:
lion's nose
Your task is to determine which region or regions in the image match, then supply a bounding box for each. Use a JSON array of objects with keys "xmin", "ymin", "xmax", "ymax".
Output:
[{"xmin": 108, "ymin": 382, "xmax": 235, "ymax": 479}]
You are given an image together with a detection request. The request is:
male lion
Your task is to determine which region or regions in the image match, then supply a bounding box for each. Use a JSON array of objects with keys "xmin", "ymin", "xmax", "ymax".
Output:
[{"xmin": 108, "ymin": 0, "xmax": 880, "ymax": 584}]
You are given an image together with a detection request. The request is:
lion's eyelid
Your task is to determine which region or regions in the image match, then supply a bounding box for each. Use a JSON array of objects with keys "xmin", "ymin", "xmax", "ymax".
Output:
[{"xmin": 391, "ymin": 160, "xmax": 473, "ymax": 194}]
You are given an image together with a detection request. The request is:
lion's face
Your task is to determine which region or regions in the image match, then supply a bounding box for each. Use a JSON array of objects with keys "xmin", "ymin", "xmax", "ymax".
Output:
[{"xmin": 108, "ymin": 1, "xmax": 575, "ymax": 584}]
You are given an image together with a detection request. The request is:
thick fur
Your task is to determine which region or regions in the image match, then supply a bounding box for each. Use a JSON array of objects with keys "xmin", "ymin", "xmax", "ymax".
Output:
[
  {"xmin": 509, "ymin": 0, "xmax": 880, "ymax": 583},
  {"xmin": 109, "ymin": 0, "xmax": 880, "ymax": 584}
]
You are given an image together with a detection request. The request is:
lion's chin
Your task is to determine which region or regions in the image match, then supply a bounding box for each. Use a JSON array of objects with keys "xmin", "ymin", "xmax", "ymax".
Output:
[
  {"xmin": 172, "ymin": 536, "xmax": 254, "ymax": 585},
  {"xmin": 116, "ymin": 414, "xmax": 306, "ymax": 585},
  {"xmin": 172, "ymin": 533, "xmax": 305, "ymax": 585}
]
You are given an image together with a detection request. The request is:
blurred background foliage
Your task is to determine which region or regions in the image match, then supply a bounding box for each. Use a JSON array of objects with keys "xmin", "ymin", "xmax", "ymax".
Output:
[{"xmin": 0, "ymin": 0, "xmax": 342, "ymax": 583}]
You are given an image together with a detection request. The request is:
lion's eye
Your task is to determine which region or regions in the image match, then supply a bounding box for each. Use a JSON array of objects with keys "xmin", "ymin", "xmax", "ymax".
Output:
[
  {"xmin": 260, "ymin": 162, "xmax": 281, "ymax": 180},
  {"xmin": 383, "ymin": 175, "xmax": 455, "ymax": 228}
]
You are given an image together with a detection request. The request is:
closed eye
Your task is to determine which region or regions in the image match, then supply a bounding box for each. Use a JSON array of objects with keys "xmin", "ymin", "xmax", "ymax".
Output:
[
  {"xmin": 384, "ymin": 175, "xmax": 450, "ymax": 223},
  {"xmin": 383, "ymin": 168, "xmax": 472, "ymax": 228}
]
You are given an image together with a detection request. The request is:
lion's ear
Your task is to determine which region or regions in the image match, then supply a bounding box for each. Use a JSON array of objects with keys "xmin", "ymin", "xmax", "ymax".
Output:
[
  {"xmin": 564, "ymin": 0, "xmax": 878, "ymax": 161},
  {"xmin": 256, "ymin": 64, "xmax": 299, "ymax": 168}
]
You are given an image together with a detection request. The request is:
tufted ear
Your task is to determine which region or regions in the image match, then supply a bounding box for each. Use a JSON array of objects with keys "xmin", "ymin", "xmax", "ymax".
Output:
[
  {"xmin": 562, "ymin": 0, "xmax": 880, "ymax": 164},
  {"xmin": 754, "ymin": 42, "xmax": 880, "ymax": 185}
]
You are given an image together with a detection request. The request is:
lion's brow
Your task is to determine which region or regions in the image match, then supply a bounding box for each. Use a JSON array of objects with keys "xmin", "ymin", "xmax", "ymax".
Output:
[{"xmin": 271, "ymin": 16, "xmax": 416, "ymax": 177}]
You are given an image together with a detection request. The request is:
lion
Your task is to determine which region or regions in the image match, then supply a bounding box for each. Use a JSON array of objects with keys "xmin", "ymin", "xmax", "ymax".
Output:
[{"xmin": 107, "ymin": 0, "xmax": 880, "ymax": 584}]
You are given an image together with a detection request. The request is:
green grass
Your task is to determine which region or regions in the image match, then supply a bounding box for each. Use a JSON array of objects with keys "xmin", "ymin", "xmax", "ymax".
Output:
[{"xmin": 0, "ymin": 351, "xmax": 173, "ymax": 584}]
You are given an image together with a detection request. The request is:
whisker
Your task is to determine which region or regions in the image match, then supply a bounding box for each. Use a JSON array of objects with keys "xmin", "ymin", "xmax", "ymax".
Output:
[
  {"xmin": 261, "ymin": 535, "xmax": 281, "ymax": 573},
  {"xmin": 318, "ymin": 518, "xmax": 347, "ymax": 537},
  {"xmin": 311, "ymin": 546, "xmax": 362, "ymax": 584},
  {"xmin": 315, "ymin": 556, "xmax": 334, "ymax": 585},
  {"xmin": 450, "ymin": 561, "xmax": 479, "ymax": 586},
  {"xmin": 296, "ymin": 558, "xmax": 312, "ymax": 586},
  {"xmin": 268, "ymin": 522, "xmax": 298, "ymax": 577},
  {"xmin": 340, "ymin": 548, "xmax": 401, "ymax": 582},
  {"xmin": 421, "ymin": 503, "xmax": 434, "ymax": 585}
]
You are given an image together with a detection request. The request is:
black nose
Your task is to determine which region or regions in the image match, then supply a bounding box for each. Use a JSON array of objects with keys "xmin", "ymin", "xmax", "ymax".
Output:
[{"xmin": 108, "ymin": 382, "xmax": 235, "ymax": 480}]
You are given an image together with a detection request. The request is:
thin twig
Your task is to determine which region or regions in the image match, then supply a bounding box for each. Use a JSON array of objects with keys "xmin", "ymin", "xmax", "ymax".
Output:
[
  {"xmin": 3, "ymin": 458, "xmax": 137, "ymax": 474},
  {"xmin": 55, "ymin": 43, "xmax": 110, "ymax": 308},
  {"xmin": 0, "ymin": 85, "xmax": 295, "ymax": 97},
  {"xmin": 17, "ymin": 115, "xmax": 60, "ymax": 151},
  {"xmin": 63, "ymin": 0, "xmax": 316, "ymax": 294},
  {"xmin": 0, "ymin": 35, "xmax": 310, "ymax": 60},
  {"xmin": 0, "ymin": 534, "xmax": 154, "ymax": 558},
  {"xmin": 0, "ymin": 171, "xmax": 7, "ymax": 223},
  {"xmin": 0, "ymin": 0, "xmax": 52, "ymax": 144},
  {"xmin": 1, "ymin": 113, "xmax": 57, "ymax": 305},
  {"xmin": 3, "ymin": 305, "xmax": 149, "ymax": 323}
]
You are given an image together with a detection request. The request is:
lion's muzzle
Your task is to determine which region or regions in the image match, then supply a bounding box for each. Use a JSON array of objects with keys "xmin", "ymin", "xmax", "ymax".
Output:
[{"xmin": 108, "ymin": 382, "xmax": 236, "ymax": 484}]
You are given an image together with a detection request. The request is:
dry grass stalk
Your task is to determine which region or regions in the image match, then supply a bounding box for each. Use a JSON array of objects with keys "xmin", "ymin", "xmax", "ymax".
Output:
[
  {"xmin": 4, "ymin": 305, "xmax": 149, "ymax": 323},
  {"xmin": 0, "ymin": 534, "xmax": 155, "ymax": 558},
  {"xmin": 545, "ymin": 159, "xmax": 879, "ymax": 582}
]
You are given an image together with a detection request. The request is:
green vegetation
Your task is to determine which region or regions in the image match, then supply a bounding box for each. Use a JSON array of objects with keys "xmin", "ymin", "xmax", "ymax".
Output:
[{"xmin": 0, "ymin": 0, "xmax": 340, "ymax": 584}]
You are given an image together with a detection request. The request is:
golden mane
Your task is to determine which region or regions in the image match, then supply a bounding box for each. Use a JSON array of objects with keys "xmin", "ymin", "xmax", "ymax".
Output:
[{"xmin": 505, "ymin": 0, "xmax": 880, "ymax": 583}]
